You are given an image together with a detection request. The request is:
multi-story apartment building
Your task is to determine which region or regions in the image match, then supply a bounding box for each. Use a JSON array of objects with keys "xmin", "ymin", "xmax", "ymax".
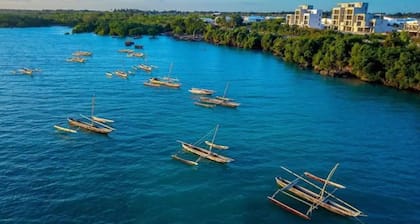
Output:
[
  {"xmin": 286, "ymin": 5, "xmax": 323, "ymax": 29},
  {"xmin": 330, "ymin": 2, "xmax": 374, "ymax": 33}
]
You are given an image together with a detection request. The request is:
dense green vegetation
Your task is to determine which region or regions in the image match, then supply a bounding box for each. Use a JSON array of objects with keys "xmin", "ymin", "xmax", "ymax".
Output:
[{"xmin": 0, "ymin": 10, "xmax": 419, "ymax": 91}]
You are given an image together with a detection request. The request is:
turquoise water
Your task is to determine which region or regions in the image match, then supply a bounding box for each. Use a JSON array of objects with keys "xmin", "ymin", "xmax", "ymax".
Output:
[{"xmin": 0, "ymin": 27, "xmax": 419, "ymax": 223}]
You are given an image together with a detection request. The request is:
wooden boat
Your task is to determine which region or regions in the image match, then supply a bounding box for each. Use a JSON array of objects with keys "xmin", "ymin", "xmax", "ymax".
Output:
[
  {"xmin": 274, "ymin": 178, "xmax": 360, "ymax": 217},
  {"xmin": 115, "ymin": 71, "xmax": 128, "ymax": 78},
  {"xmin": 189, "ymin": 88, "xmax": 214, "ymax": 95},
  {"xmin": 199, "ymin": 96, "xmax": 240, "ymax": 108},
  {"xmin": 68, "ymin": 118, "xmax": 112, "ymax": 134},
  {"xmin": 138, "ymin": 64, "xmax": 152, "ymax": 72},
  {"xmin": 149, "ymin": 63, "xmax": 181, "ymax": 88},
  {"xmin": 179, "ymin": 141, "xmax": 233, "ymax": 163},
  {"xmin": 172, "ymin": 125, "xmax": 233, "ymax": 165},
  {"xmin": 194, "ymin": 101, "xmax": 216, "ymax": 108},
  {"xmin": 268, "ymin": 164, "xmax": 365, "ymax": 220},
  {"xmin": 118, "ymin": 49, "xmax": 134, "ymax": 53},
  {"xmin": 66, "ymin": 57, "xmax": 86, "ymax": 63},
  {"xmin": 72, "ymin": 51, "xmax": 92, "ymax": 56},
  {"xmin": 127, "ymin": 52, "xmax": 144, "ymax": 58},
  {"xmin": 54, "ymin": 125, "xmax": 77, "ymax": 133},
  {"xmin": 149, "ymin": 77, "xmax": 180, "ymax": 88},
  {"xmin": 197, "ymin": 83, "xmax": 240, "ymax": 108},
  {"xmin": 204, "ymin": 140, "xmax": 229, "ymax": 150},
  {"xmin": 18, "ymin": 68, "xmax": 33, "ymax": 75},
  {"xmin": 215, "ymin": 82, "xmax": 240, "ymax": 108}
]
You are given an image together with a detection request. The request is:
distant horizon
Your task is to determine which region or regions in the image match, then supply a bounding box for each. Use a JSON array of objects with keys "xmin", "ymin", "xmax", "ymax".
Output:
[
  {"xmin": 0, "ymin": 8, "xmax": 419, "ymax": 15},
  {"xmin": 0, "ymin": 0, "xmax": 418, "ymax": 14}
]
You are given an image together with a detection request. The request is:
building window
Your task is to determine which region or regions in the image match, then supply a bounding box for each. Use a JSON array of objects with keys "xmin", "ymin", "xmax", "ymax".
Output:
[{"xmin": 357, "ymin": 21, "xmax": 362, "ymax": 26}]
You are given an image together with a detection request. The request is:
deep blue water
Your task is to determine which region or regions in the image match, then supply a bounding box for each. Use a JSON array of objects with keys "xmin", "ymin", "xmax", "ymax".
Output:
[{"xmin": 0, "ymin": 27, "xmax": 419, "ymax": 224}]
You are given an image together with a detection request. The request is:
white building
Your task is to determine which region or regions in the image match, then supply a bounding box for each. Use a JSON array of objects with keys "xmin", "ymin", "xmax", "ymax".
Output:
[
  {"xmin": 286, "ymin": 5, "xmax": 324, "ymax": 29},
  {"xmin": 330, "ymin": 2, "xmax": 395, "ymax": 34}
]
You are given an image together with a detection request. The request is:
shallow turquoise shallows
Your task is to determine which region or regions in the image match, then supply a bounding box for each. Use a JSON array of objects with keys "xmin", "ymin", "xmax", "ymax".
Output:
[{"xmin": 0, "ymin": 27, "xmax": 419, "ymax": 224}]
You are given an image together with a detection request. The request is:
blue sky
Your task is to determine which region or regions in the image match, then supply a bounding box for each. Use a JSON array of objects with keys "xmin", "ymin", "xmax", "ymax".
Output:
[{"xmin": 1, "ymin": 0, "xmax": 418, "ymax": 13}]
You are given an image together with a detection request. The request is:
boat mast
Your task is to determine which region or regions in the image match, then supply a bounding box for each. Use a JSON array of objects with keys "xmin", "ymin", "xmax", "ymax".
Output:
[
  {"xmin": 167, "ymin": 62, "xmax": 173, "ymax": 80},
  {"xmin": 91, "ymin": 95, "xmax": 95, "ymax": 125},
  {"xmin": 208, "ymin": 124, "xmax": 219, "ymax": 152},
  {"xmin": 223, "ymin": 82, "xmax": 229, "ymax": 98},
  {"xmin": 306, "ymin": 163, "xmax": 340, "ymax": 216}
]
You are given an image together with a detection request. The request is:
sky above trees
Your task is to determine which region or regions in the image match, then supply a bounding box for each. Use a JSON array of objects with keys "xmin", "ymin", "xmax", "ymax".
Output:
[{"xmin": 1, "ymin": 0, "xmax": 418, "ymax": 13}]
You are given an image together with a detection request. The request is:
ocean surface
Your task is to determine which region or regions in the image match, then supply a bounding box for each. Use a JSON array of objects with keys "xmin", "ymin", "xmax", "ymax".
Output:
[{"xmin": 0, "ymin": 27, "xmax": 419, "ymax": 224}]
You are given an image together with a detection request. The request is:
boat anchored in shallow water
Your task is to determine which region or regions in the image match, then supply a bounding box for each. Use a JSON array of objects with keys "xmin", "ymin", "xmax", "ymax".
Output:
[
  {"xmin": 267, "ymin": 164, "xmax": 366, "ymax": 220},
  {"xmin": 171, "ymin": 124, "xmax": 233, "ymax": 166},
  {"xmin": 149, "ymin": 77, "xmax": 180, "ymax": 88},
  {"xmin": 67, "ymin": 96, "xmax": 115, "ymax": 135}
]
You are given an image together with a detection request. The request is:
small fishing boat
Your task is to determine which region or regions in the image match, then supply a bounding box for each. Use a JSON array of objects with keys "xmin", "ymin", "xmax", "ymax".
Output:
[
  {"xmin": 66, "ymin": 57, "xmax": 86, "ymax": 63},
  {"xmin": 118, "ymin": 49, "xmax": 134, "ymax": 53},
  {"xmin": 172, "ymin": 125, "xmax": 233, "ymax": 165},
  {"xmin": 268, "ymin": 164, "xmax": 365, "ymax": 220},
  {"xmin": 138, "ymin": 64, "xmax": 152, "ymax": 72},
  {"xmin": 115, "ymin": 71, "xmax": 128, "ymax": 79},
  {"xmin": 68, "ymin": 118, "xmax": 112, "ymax": 134},
  {"xmin": 105, "ymin": 72, "xmax": 113, "ymax": 77},
  {"xmin": 179, "ymin": 141, "xmax": 233, "ymax": 164},
  {"xmin": 149, "ymin": 77, "xmax": 180, "ymax": 88},
  {"xmin": 198, "ymin": 83, "xmax": 240, "ymax": 108},
  {"xmin": 127, "ymin": 52, "xmax": 144, "ymax": 58},
  {"xmin": 18, "ymin": 68, "xmax": 34, "ymax": 75},
  {"xmin": 54, "ymin": 125, "xmax": 77, "ymax": 133},
  {"xmin": 72, "ymin": 51, "xmax": 92, "ymax": 56},
  {"xmin": 148, "ymin": 63, "xmax": 181, "ymax": 88},
  {"xmin": 188, "ymin": 88, "xmax": 214, "ymax": 95}
]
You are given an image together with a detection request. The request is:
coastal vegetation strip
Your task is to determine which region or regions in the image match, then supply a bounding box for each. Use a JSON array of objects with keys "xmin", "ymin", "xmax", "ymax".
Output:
[{"xmin": 1, "ymin": 10, "xmax": 419, "ymax": 92}]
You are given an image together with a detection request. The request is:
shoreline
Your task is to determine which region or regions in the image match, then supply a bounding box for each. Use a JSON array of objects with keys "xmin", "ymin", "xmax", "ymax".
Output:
[{"xmin": 170, "ymin": 33, "xmax": 419, "ymax": 93}]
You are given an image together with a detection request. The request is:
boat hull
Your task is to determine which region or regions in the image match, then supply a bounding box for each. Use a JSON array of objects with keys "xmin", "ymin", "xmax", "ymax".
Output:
[
  {"xmin": 149, "ymin": 78, "xmax": 180, "ymax": 88},
  {"xmin": 275, "ymin": 177, "xmax": 361, "ymax": 217},
  {"xmin": 199, "ymin": 97, "xmax": 239, "ymax": 108},
  {"xmin": 189, "ymin": 88, "xmax": 214, "ymax": 95},
  {"xmin": 68, "ymin": 118, "xmax": 112, "ymax": 134},
  {"xmin": 180, "ymin": 142, "xmax": 233, "ymax": 163}
]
